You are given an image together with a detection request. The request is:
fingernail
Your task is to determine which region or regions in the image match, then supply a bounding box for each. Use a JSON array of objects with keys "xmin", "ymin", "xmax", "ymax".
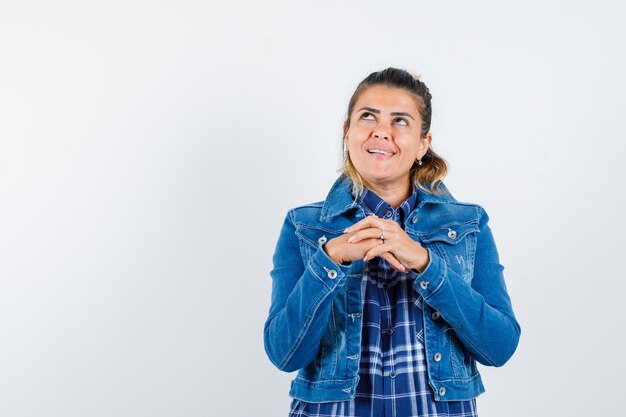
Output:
[
  {"xmin": 344, "ymin": 227, "xmax": 350, "ymax": 233},
  {"xmin": 347, "ymin": 236, "xmax": 355, "ymax": 243},
  {"xmin": 363, "ymin": 256, "xmax": 368, "ymax": 262}
]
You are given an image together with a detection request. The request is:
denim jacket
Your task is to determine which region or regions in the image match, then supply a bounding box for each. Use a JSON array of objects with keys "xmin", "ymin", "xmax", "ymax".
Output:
[{"xmin": 264, "ymin": 176, "xmax": 520, "ymax": 403}]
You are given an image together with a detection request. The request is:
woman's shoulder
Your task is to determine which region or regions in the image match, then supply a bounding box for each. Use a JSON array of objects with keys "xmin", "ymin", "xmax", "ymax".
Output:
[
  {"xmin": 281, "ymin": 200, "xmax": 325, "ymax": 226},
  {"xmin": 419, "ymin": 181, "xmax": 490, "ymax": 225},
  {"xmin": 431, "ymin": 181, "xmax": 485, "ymax": 207},
  {"xmin": 286, "ymin": 198, "xmax": 325, "ymax": 214},
  {"xmin": 283, "ymin": 176, "xmax": 353, "ymax": 222}
]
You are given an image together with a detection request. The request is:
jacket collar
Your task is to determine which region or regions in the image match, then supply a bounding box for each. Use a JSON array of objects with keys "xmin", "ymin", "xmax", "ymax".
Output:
[{"xmin": 319, "ymin": 175, "xmax": 456, "ymax": 222}]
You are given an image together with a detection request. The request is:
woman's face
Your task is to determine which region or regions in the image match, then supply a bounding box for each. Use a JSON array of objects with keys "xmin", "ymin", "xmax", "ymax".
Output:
[{"xmin": 344, "ymin": 85, "xmax": 431, "ymax": 191}]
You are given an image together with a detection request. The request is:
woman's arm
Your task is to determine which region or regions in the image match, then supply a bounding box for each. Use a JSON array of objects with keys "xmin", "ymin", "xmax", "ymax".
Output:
[
  {"xmin": 413, "ymin": 206, "xmax": 521, "ymax": 367},
  {"xmin": 263, "ymin": 210, "xmax": 349, "ymax": 372}
]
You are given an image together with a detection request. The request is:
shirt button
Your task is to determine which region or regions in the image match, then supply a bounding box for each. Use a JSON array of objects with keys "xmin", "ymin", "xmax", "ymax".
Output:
[
  {"xmin": 434, "ymin": 352, "xmax": 442, "ymax": 362},
  {"xmin": 447, "ymin": 229, "xmax": 457, "ymax": 239},
  {"xmin": 383, "ymin": 328, "xmax": 394, "ymax": 335},
  {"xmin": 384, "ymin": 210, "xmax": 392, "ymax": 218},
  {"xmin": 439, "ymin": 387, "xmax": 446, "ymax": 396},
  {"xmin": 420, "ymin": 281, "xmax": 429, "ymax": 290},
  {"xmin": 318, "ymin": 235, "xmax": 328, "ymax": 245},
  {"xmin": 327, "ymin": 269, "xmax": 338, "ymax": 279},
  {"xmin": 389, "ymin": 371, "xmax": 397, "ymax": 378},
  {"xmin": 411, "ymin": 215, "xmax": 418, "ymax": 224},
  {"xmin": 432, "ymin": 311, "xmax": 441, "ymax": 320}
]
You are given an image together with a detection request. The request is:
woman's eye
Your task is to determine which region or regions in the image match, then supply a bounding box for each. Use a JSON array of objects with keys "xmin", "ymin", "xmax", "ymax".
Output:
[
  {"xmin": 360, "ymin": 112, "xmax": 375, "ymax": 121},
  {"xmin": 394, "ymin": 118, "xmax": 408, "ymax": 126}
]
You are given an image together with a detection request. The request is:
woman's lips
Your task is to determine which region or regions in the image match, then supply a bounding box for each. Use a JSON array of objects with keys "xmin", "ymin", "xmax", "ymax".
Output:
[
  {"xmin": 367, "ymin": 149, "xmax": 395, "ymax": 160},
  {"xmin": 369, "ymin": 152, "xmax": 394, "ymax": 160}
]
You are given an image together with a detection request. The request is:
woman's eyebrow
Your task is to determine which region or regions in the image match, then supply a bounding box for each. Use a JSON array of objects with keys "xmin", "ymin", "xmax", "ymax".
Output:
[
  {"xmin": 391, "ymin": 111, "xmax": 415, "ymax": 121},
  {"xmin": 357, "ymin": 107, "xmax": 415, "ymax": 121}
]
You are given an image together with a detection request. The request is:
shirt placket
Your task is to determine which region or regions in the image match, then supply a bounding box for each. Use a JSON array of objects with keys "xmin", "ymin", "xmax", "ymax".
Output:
[{"xmin": 381, "ymin": 209, "xmax": 403, "ymax": 415}]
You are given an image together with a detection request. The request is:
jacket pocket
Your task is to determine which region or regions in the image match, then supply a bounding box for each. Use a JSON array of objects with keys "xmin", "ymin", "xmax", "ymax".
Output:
[{"xmin": 420, "ymin": 221, "xmax": 479, "ymax": 283}]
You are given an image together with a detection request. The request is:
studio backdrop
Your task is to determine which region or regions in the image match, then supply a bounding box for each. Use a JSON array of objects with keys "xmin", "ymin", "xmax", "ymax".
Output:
[{"xmin": 1, "ymin": 1, "xmax": 625, "ymax": 416}]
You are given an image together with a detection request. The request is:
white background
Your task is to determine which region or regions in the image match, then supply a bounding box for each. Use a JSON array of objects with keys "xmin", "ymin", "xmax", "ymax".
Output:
[{"xmin": 1, "ymin": 1, "xmax": 625, "ymax": 416}]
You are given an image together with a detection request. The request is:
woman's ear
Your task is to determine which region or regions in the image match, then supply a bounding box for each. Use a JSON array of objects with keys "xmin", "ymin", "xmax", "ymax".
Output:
[
  {"xmin": 424, "ymin": 132, "xmax": 433, "ymax": 149},
  {"xmin": 417, "ymin": 133, "xmax": 433, "ymax": 158},
  {"xmin": 342, "ymin": 121, "xmax": 349, "ymax": 140}
]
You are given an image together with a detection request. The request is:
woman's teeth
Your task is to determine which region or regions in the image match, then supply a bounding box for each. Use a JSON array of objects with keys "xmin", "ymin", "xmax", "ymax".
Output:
[{"xmin": 368, "ymin": 149, "xmax": 393, "ymax": 155}]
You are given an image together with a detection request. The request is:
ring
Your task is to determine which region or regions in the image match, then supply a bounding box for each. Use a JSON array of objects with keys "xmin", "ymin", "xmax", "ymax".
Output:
[{"xmin": 379, "ymin": 227, "xmax": 385, "ymax": 243}]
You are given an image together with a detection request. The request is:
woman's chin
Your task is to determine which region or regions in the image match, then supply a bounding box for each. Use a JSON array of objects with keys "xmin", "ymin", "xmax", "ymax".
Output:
[{"xmin": 360, "ymin": 173, "xmax": 408, "ymax": 188}]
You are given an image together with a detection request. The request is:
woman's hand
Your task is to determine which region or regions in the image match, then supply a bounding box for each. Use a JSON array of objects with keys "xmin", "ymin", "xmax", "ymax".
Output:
[
  {"xmin": 323, "ymin": 229, "xmax": 390, "ymax": 267},
  {"xmin": 342, "ymin": 215, "xmax": 430, "ymax": 273}
]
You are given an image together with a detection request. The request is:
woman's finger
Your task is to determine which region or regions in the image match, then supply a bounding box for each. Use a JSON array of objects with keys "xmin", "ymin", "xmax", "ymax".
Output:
[
  {"xmin": 363, "ymin": 241, "xmax": 390, "ymax": 262},
  {"xmin": 379, "ymin": 251, "xmax": 406, "ymax": 272},
  {"xmin": 344, "ymin": 215, "xmax": 393, "ymax": 233},
  {"xmin": 361, "ymin": 238, "xmax": 399, "ymax": 266},
  {"xmin": 347, "ymin": 227, "xmax": 388, "ymax": 244},
  {"xmin": 344, "ymin": 215, "xmax": 399, "ymax": 234},
  {"xmin": 343, "ymin": 215, "xmax": 377, "ymax": 233}
]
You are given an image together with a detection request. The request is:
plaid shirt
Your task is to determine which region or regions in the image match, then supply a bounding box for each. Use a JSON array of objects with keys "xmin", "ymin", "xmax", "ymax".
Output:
[{"xmin": 288, "ymin": 187, "xmax": 478, "ymax": 417}]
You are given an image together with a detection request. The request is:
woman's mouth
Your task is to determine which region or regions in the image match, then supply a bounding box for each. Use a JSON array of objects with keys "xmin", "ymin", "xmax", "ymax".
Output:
[{"xmin": 367, "ymin": 148, "xmax": 395, "ymax": 160}]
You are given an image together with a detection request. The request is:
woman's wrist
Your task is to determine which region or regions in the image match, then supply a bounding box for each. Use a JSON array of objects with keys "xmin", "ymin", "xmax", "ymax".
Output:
[
  {"xmin": 322, "ymin": 241, "xmax": 340, "ymax": 264},
  {"xmin": 410, "ymin": 246, "xmax": 430, "ymax": 273}
]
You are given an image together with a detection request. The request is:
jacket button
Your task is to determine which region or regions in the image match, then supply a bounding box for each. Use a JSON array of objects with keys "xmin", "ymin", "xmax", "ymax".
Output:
[
  {"xmin": 432, "ymin": 311, "xmax": 441, "ymax": 320},
  {"xmin": 439, "ymin": 387, "xmax": 446, "ymax": 396},
  {"xmin": 447, "ymin": 229, "xmax": 457, "ymax": 239},
  {"xmin": 327, "ymin": 269, "xmax": 338, "ymax": 279},
  {"xmin": 434, "ymin": 352, "xmax": 442, "ymax": 362},
  {"xmin": 318, "ymin": 235, "xmax": 328, "ymax": 245},
  {"xmin": 411, "ymin": 215, "xmax": 418, "ymax": 224},
  {"xmin": 420, "ymin": 281, "xmax": 429, "ymax": 290}
]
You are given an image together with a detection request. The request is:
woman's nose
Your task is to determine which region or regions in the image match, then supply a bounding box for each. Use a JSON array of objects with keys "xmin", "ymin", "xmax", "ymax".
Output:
[{"xmin": 373, "ymin": 128, "xmax": 390, "ymax": 140}]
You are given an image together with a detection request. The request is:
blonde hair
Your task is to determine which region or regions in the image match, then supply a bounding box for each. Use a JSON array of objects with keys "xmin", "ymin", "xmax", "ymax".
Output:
[{"xmin": 339, "ymin": 68, "xmax": 449, "ymax": 197}]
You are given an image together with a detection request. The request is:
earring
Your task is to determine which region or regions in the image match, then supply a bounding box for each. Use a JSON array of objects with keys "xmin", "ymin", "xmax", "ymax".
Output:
[{"xmin": 416, "ymin": 159, "xmax": 422, "ymax": 166}]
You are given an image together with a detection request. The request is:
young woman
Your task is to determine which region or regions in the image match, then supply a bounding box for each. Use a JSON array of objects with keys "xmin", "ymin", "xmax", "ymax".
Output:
[{"xmin": 264, "ymin": 67, "xmax": 520, "ymax": 417}]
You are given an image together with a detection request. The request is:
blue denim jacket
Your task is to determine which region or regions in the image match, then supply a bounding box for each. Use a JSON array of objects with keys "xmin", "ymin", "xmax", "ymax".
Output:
[{"xmin": 264, "ymin": 175, "xmax": 520, "ymax": 403}]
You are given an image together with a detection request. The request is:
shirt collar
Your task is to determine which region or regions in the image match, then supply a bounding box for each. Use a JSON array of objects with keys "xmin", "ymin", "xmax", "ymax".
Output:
[
  {"xmin": 358, "ymin": 185, "xmax": 418, "ymax": 225},
  {"xmin": 319, "ymin": 175, "xmax": 455, "ymax": 222}
]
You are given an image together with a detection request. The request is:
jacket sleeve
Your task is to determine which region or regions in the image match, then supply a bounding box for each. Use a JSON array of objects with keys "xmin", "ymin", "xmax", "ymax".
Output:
[
  {"xmin": 413, "ymin": 206, "xmax": 521, "ymax": 367},
  {"xmin": 263, "ymin": 210, "xmax": 350, "ymax": 372}
]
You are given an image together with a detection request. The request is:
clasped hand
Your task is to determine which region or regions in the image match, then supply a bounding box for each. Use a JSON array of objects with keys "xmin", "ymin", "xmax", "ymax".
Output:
[{"xmin": 324, "ymin": 215, "xmax": 429, "ymax": 273}]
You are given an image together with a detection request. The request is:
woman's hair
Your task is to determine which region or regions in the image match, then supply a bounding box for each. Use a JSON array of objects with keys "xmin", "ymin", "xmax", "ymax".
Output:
[{"xmin": 340, "ymin": 67, "xmax": 448, "ymax": 196}]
